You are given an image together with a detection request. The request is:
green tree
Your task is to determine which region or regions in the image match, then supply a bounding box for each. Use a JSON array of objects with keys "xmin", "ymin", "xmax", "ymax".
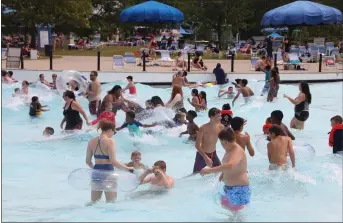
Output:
[{"xmin": 2, "ymin": 0, "xmax": 92, "ymax": 47}]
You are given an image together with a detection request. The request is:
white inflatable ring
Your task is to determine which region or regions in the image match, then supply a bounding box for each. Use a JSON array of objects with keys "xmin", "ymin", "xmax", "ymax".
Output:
[
  {"xmin": 255, "ymin": 136, "xmax": 315, "ymax": 160},
  {"xmin": 56, "ymin": 70, "xmax": 89, "ymax": 97}
]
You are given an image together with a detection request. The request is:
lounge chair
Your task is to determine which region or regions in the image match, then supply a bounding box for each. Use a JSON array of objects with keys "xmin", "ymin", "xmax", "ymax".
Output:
[
  {"xmin": 157, "ymin": 50, "xmax": 174, "ymax": 67},
  {"xmin": 113, "ymin": 55, "xmax": 124, "ymax": 70},
  {"xmin": 124, "ymin": 52, "xmax": 137, "ymax": 68},
  {"xmin": 6, "ymin": 48, "xmax": 21, "ymax": 68}
]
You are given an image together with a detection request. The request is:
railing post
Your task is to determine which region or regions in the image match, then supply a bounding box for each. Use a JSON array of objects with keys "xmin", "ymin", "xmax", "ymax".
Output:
[
  {"xmin": 97, "ymin": 51, "xmax": 100, "ymax": 71},
  {"xmin": 20, "ymin": 49, "xmax": 24, "ymax": 69},
  {"xmin": 274, "ymin": 53, "xmax": 277, "ymax": 68},
  {"xmin": 231, "ymin": 53, "xmax": 235, "ymax": 72},
  {"xmin": 49, "ymin": 50, "xmax": 53, "ymax": 70},
  {"xmin": 143, "ymin": 51, "xmax": 146, "ymax": 72},
  {"xmin": 187, "ymin": 53, "xmax": 191, "ymax": 72},
  {"xmin": 319, "ymin": 54, "xmax": 322, "ymax": 72}
]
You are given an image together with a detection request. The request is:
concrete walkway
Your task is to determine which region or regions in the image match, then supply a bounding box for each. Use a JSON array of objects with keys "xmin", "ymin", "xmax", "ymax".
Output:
[{"xmin": 2, "ymin": 56, "xmax": 342, "ymax": 73}]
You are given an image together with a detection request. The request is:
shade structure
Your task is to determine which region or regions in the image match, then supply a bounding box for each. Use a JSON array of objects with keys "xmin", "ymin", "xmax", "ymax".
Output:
[
  {"xmin": 261, "ymin": 0, "xmax": 343, "ymax": 26},
  {"xmin": 180, "ymin": 27, "xmax": 193, "ymax": 35},
  {"xmin": 267, "ymin": 32, "xmax": 281, "ymax": 38},
  {"xmin": 120, "ymin": 0, "xmax": 184, "ymax": 23},
  {"xmin": 261, "ymin": 27, "xmax": 288, "ymax": 33}
]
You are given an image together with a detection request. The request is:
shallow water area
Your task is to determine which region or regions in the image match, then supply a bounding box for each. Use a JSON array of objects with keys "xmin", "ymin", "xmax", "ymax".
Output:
[{"xmin": 2, "ymin": 80, "xmax": 343, "ymax": 222}]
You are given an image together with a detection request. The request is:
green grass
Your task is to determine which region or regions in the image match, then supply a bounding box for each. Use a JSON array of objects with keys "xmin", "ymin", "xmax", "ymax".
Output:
[{"xmin": 39, "ymin": 46, "xmax": 251, "ymax": 60}]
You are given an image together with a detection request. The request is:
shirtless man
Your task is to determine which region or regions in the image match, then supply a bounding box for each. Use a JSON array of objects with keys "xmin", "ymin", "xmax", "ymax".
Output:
[
  {"xmin": 85, "ymin": 71, "xmax": 101, "ymax": 115},
  {"xmin": 193, "ymin": 108, "xmax": 224, "ymax": 173},
  {"xmin": 230, "ymin": 117, "xmax": 255, "ymax": 157},
  {"xmin": 179, "ymin": 110, "xmax": 199, "ymax": 141},
  {"xmin": 270, "ymin": 110, "xmax": 295, "ymax": 140},
  {"xmin": 232, "ymin": 79, "xmax": 254, "ymax": 107},
  {"xmin": 267, "ymin": 125, "xmax": 295, "ymax": 170},
  {"xmin": 200, "ymin": 128, "xmax": 251, "ymax": 211},
  {"xmin": 139, "ymin": 160, "xmax": 174, "ymax": 189},
  {"xmin": 98, "ymin": 85, "xmax": 128, "ymax": 116}
]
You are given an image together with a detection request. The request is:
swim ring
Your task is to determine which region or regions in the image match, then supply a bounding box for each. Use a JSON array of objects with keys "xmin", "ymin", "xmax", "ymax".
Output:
[
  {"xmin": 255, "ymin": 136, "xmax": 315, "ymax": 160},
  {"xmin": 56, "ymin": 70, "xmax": 89, "ymax": 97},
  {"xmin": 68, "ymin": 168, "xmax": 139, "ymax": 192}
]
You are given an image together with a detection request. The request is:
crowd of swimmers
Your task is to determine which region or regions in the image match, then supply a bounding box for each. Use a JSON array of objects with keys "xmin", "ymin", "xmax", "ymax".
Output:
[{"xmin": 2, "ymin": 69, "xmax": 343, "ymax": 211}]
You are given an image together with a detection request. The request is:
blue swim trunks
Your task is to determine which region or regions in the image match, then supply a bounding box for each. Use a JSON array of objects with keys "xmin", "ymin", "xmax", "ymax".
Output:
[{"xmin": 223, "ymin": 185, "xmax": 251, "ymax": 206}]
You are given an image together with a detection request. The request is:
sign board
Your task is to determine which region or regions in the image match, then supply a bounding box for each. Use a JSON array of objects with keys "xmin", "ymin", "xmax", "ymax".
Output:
[{"xmin": 37, "ymin": 27, "xmax": 51, "ymax": 50}]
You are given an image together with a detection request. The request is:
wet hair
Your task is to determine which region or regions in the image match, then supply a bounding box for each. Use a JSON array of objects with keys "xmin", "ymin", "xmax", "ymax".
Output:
[
  {"xmin": 31, "ymin": 96, "xmax": 38, "ymax": 102},
  {"xmin": 200, "ymin": 91, "xmax": 207, "ymax": 104},
  {"xmin": 271, "ymin": 110, "xmax": 283, "ymax": 122},
  {"xmin": 45, "ymin": 127, "xmax": 54, "ymax": 135},
  {"xmin": 91, "ymin": 71, "xmax": 98, "ymax": 76},
  {"xmin": 22, "ymin": 80, "xmax": 29, "ymax": 86},
  {"xmin": 145, "ymin": 99, "xmax": 152, "ymax": 105},
  {"xmin": 14, "ymin": 88, "xmax": 20, "ymax": 92},
  {"xmin": 154, "ymin": 160, "xmax": 166, "ymax": 170},
  {"xmin": 208, "ymin": 107, "xmax": 220, "ymax": 118},
  {"xmin": 235, "ymin": 79, "xmax": 241, "ymax": 84},
  {"xmin": 52, "ymin": 73, "xmax": 57, "ymax": 77},
  {"xmin": 265, "ymin": 65, "xmax": 271, "ymax": 71},
  {"xmin": 108, "ymin": 85, "xmax": 122, "ymax": 94},
  {"xmin": 218, "ymin": 128, "xmax": 236, "ymax": 142},
  {"xmin": 228, "ymin": 86, "xmax": 233, "ymax": 89},
  {"xmin": 98, "ymin": 120, "xmax": 116, "ymax": 132},
  {"xmin": 151, "ymin": 96, "xmax": 164, "ymax": 107},
  {"xmin": 182, "ymin": 71, "xmax": 188, "ymax": 77},
  {"xmin": 191, "ymin": 89, "xmax": 199, "ymax": 96},
  {"xmin": 39, "ymin": 73, "xmax": 44, "ymax": 78},
  {"xmin": 231, "ymin": 117, "xmax": 245, "ymax": 131},
  {"xmin": 8, "ymin": 71, "xmax": 13, "ymax": 77},
  {"xmin": 1, "ymin": 70, "xmax": 8, "ymax": 76},
  {"xmin": 300, "ymin": 81, "xmax": 312, "ymax": 104},
  {"xmin": 187, "ymin": 110, "xmax": 197, "ymax": 118},
  {"xmin": 241, "ymin": 79, "xmax": 248, "ymax": 86},
  {"xmin": 222, "ymin": 103, "xmax": 231, "ymax": 110},
  {"xmin": 331, "ymin": 115, "xmax": 343, "ymax": 124},
  {"xmin": 131, "ymin": 151, "xmax": 141, "ymax": 157},
  {"xmin": 63, "ymin": 90, "xmax": 76, "ymax": 100},
  {"xmin": 266, "ymin": 117, "xmax": 272, "ymax": 123},
  {"xmin": 126, "ymin": 110, "xmax": 136, "ymax": 119},
  {"xmin": 178, "ymin": 108, "xmax": 187, "ymax": 114},
  {"xmin": 268, "ymin": 124, "xmax": 282, "ymax": 136},
  {"xmin": 127, "ymin": 75, "xmax": 133, "ymax": 81}
]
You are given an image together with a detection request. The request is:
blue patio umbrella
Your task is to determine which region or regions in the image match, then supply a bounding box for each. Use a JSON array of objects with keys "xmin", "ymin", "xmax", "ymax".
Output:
[
  {"xmin": 120, "ymin": 0, "xmax": 184, "ymax": 23},
  {"xmin": 267, "ymin": 32, "xmax": 281, "ymax": 38},
  {"xmin": 180, "ymin": 27, "xmax": 193, "ymax": 35},
  {"xmin": 261, "ymin": 0, "xmax": 343, "ymax": 26}
]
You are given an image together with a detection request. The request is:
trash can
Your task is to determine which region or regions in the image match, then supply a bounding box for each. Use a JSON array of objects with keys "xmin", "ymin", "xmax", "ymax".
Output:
[{"xmin": 44, "ymin": 44, "xmax": 52, "ymax": 56}]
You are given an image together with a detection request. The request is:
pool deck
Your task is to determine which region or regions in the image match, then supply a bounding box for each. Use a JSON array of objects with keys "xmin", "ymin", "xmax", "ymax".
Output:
[{"xmin": 2, "ymin": 56, "xmax": 342, "ymax": 84}]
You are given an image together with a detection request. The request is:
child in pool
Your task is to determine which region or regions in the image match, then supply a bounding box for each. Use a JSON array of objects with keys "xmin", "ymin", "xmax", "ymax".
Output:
[
  {"xmin": 200, "ymin": 128, "xmax": 251, "ymax": 211},
  {"xmin": 89, "ymin": 102, "xmax": 115, "ymax": 126},
  {"xmin": 173, "ymin": 112, "xmax": 188, "ymax": 126},
  {"xmin": 29, "ymin": 96, "xmax": 49, "ymax": 117},
  {"xmin": 231, "ymin": 117, "xmax": 255, "ymax": 157},
  {"xmin": 116, "ymin": 111, "xmax": 157, "ymax": 135},
  {"xmin": 218, "ymin": 86, "xmax": 235, "ymax": 99},
  {"xmin": 43, "ymin": 127, "xmax": 54, "ymax": 137},
  {"xmin": 263, "ymin": 117, "xmax": 272, "ymax": 134},
  {"xmin": 126, "ymin": 151, "xmax": 146, "ymax": 169},
  {"xmin": 139, "ymin": 160, "xmax": 174, "ymax": 189},
  {"xmin": 221, "ymin": 103, "xmax": 233, "ymax": 129},
  {"xmin": 179, "ymin": 110, "xmax": 199, "ymax": 141},
  {"xmin": 261, "ymin": 65, "xmax": 271, "ymax": 96},
  {"xmin": 12, "ymin": 88, "xmax": 20, "ymax": 97}
]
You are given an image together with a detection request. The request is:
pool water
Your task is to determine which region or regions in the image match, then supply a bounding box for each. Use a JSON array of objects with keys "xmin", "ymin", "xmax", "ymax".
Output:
[{"xmin": 2, "ymin": 80, "xmax": 342, "ymax": 222}]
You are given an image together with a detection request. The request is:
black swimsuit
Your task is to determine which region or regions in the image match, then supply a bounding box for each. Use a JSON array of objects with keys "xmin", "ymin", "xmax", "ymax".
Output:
[
  {"xmin": 294, "ymin": 98, "xmax": 309, "ymax": 121},
  {"xmin": 63, "ymin": 100, "xmax": 82, "ymax": 130}
]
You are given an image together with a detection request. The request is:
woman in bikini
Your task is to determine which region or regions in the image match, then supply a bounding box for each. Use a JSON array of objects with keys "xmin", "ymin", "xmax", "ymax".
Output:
[
  {"xmin": 267, "ymin": 68, "xmax": 280, "ymax": 102},
  {"xmin": 188, "ymin": 91, "xmax": 207, "ymax": 111},
  {"xmin": 86, "ymin": 120, "xmax": 133, "ymax": 204}
]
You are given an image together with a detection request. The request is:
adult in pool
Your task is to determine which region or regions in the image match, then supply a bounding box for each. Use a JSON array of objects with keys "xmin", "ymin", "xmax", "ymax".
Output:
[
  {"xmin": 193, "ymin": 108, "xmax": 224, "ymax": 173},
  {"xmin": 85, "ymin": 71, "xmax": 102, "ymax": 116},
  {"xmin": 86, "ymin": 120, "xmax": 134, "ymax": 203},
  {"xmin": 270, "ymin": 110, "xmax": 295, "ymax": 140},
  {"xmin": 284, "ymin": 81, "xmax": 312, "ymax": 130},
  {"xmin": 60, "ymin": 90, "xmax": 89, "ymax": 131},
  {"xmin": 98, "ymin": 85, "xmax": 128, "ymax": 116},
  {"xmin": 200, "ymin": 128, "xmax": 251, "ymax": 212}
]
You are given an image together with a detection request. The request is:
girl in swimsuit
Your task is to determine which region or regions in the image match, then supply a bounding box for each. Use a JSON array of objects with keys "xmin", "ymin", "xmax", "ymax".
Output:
[
  {"xmin": 284, "ymin": 81, "xmax": 312, "ymax": 130},
  {"xmin": 60, "ymin": 90, "xmax": 89, "ymax": 131},
  {"xmin": 188, "ymin": 91, "xmax": 207, "ymax": 111},
  {"xmin": 190, "ymin": 89, "xmax": 201, "ymax": 112},
  {"xmin": 267, "ymin": 69, "xmax": 279, "ymax": 102},
  {"xmin": 86, "ymin": 120, "xmax": 134, "ymax": 203}
]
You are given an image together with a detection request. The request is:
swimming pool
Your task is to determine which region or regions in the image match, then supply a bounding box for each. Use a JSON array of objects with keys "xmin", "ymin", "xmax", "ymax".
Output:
[{"xmin": 2, "ymin": 80, "xmax": 342, "ymax": 222}]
